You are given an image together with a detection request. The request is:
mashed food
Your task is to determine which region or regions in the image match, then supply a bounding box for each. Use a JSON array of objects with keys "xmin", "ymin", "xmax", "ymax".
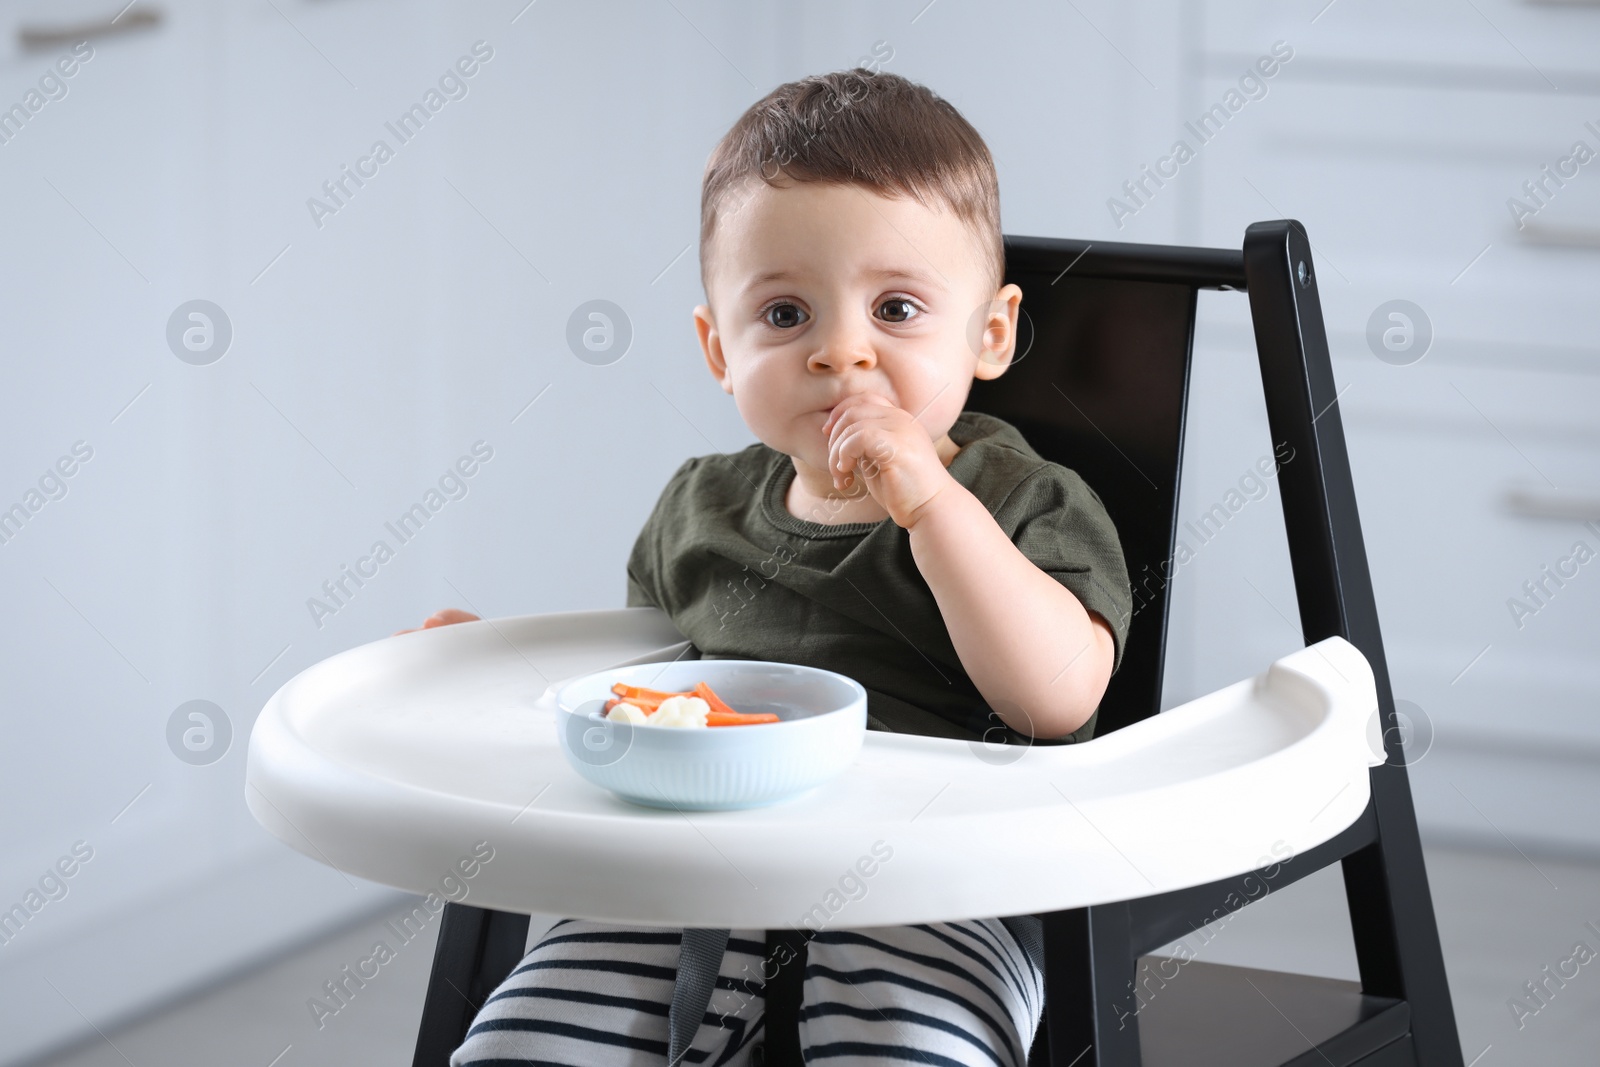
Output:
[
  {"xmin": 607, "ymin": 695, "xmax": 710, "ymax": 728},
  {"xmin": 601, "ymin": 681, "xmax": 780, "ymax": 727}
]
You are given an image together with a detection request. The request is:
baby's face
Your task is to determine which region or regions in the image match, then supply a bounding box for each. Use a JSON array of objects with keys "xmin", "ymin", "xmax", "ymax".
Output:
[{"xmin": 695, "ymin": 180, "xmax": 1019, "ymax": 480}]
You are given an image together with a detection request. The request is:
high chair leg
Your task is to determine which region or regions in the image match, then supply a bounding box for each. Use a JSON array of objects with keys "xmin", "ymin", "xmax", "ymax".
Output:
[
  {"xmin": 412, "ymin": 903, "xmax": 531, "ymax": 1067},
  {"xmin": 759, "ymin": 928, "xmax": 810, "ymax": 1067},
  {"xmin": 1040, "ymin": 902, "xmax": 1142, "ymax": 1066}
]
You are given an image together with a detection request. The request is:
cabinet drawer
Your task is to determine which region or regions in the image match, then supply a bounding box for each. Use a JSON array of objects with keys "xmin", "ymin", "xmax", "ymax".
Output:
[
  {"xmin": 1202, "ymin": 0, "xmax": 1600, "ymax": 82},
  {"xmin": 1342, "ymin": 395, "xmax": 1600, "ymax": 749},
  {"xmin": 1178, "ymin": 76, "xmax": 1600, "ymax": 358}
]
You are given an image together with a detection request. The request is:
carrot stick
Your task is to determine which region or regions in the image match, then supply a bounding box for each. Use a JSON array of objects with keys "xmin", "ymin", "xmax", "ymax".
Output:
[
  {"xmin": 707, "ymin": 711, "xmax": 780, "ymax": 726},
  {"xmin": 612, "ymin": 683, "xmax": 684, "ymax": 702},
  {"xmin": 692, "ymin": 681, "xmax": 741, "ymax": 717},
  {"xmin": 605, "ymin": 696, "xmax": 663, "ymax": 714}
]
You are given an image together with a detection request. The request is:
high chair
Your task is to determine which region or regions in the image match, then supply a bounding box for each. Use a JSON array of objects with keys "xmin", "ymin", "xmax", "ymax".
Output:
[{"xmin": 246, "ymin": 221, "xmax": 1463, "ymax": 1065}]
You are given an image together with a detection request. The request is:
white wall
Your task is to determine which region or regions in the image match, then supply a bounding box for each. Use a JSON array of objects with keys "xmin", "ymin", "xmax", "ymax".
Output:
[{"xmin": 0, "ymin": 1, "xmax": 776, "ymax": 1060}]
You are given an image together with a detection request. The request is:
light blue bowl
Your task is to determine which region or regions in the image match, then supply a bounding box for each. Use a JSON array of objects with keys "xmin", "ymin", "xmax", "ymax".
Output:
[{"xmin": 554, "ymin": 659, "xmax": 867, "ymax": 811}]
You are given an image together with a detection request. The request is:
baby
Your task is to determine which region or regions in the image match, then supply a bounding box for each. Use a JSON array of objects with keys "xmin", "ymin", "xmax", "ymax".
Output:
[{"xmin": 410, "ymin": 69, "xmax": 1131, "ymax": 1067}]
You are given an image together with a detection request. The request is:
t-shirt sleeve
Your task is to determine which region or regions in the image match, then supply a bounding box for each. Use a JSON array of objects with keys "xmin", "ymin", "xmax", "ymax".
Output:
[
  {"xmin": 994, "ymin": 464, "xmax": 1133, "ymax": 676},
  {"xmin": 623, "ymin": 457, "xmax": 699, "ymax": 611},
  {"xmin": 625, "ymin": 571, "xmax": 656, "ymax": 609}
]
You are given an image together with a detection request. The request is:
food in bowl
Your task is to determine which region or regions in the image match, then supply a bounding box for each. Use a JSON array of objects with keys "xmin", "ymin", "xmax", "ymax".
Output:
[
  {"xmin": 603, "ymin": 681, "xmax": 781, "ymax": 728},
  {"xmin": 553, "ymin": 659, "xmax": 868, "ymax": 810}
]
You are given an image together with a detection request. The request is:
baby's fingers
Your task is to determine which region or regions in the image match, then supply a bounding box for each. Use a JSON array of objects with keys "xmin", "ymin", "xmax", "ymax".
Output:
[
  {"xmin": 832, "ymin": 422, "xmax": 870, "ymax": 476},
  {"xmin": 830, "ymin": 435, "xmax": 862, "ymax": 490},
  {"xmin": 822, "ymin": 392, "xmax": 886, "ymax": 436},
  {"xmin": 425, "ymin": 608, "xmax": 480, "ymax": 628},
  {"xmin": 395, "ymin": 608, "xmax": 480, "ymax": 636}
]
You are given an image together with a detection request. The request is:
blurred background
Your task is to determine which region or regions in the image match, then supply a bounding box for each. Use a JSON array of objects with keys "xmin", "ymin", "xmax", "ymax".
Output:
[{"xmin": 1, "ymin": 0, "xmax": 1596, "ymax": 1063}]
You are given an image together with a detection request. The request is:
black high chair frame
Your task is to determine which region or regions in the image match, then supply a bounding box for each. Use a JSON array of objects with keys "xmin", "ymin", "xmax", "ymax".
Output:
[{"xmin": 410, "ymin": 221, "xmax": 1464, "ymax": 1066}]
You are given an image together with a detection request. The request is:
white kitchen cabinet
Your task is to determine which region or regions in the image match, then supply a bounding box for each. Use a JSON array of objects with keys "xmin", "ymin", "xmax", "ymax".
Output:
[
  {"xmin": 1169, "ymin": 0, "xmax": 1600, "ymax": 855},
  {"xmin": 0, "ymin": 1, "xmax": 767, "ymax": 1061}
]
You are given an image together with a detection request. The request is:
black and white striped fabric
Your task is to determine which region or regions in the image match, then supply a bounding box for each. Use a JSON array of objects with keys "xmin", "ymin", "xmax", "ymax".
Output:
[{"xmin": 450, "ymin": 917, "xmax": 1043, "ymax": 1067}]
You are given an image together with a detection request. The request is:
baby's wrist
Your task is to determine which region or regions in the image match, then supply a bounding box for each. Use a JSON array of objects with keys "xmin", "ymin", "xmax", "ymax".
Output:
[{"xmin": 901, "ymin": 472, "xmax": 974, "ymax": 534}]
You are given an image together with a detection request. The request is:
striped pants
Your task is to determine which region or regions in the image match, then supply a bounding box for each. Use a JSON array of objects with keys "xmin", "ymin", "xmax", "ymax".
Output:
[{"xmin": 450, "ymin": 917, "xmax": 1044, "ymax": 1067}]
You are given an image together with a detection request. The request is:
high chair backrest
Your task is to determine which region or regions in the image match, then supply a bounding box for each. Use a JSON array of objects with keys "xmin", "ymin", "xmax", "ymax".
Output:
[
  {"xmin": 964, "ymin": 228, "xmax": 1462, "ymax": 1067},
  {"xmin": 966, "ymin": 237, "xmax": 1245, "ymax": 737}
]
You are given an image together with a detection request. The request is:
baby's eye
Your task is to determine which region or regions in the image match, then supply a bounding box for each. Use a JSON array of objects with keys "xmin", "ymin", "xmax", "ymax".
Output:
[
  {"xmin": 763, "ymin": 302, "xmax": 809, "ymax": 329},
  {"xmin": 878, "ymin": 297, "xmax": 920, "ymax": 323}
]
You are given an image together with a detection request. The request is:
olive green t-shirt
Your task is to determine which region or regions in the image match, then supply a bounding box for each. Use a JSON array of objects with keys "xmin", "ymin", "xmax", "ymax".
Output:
[{"xmin": 624, "ymin": 411, "xmax": 1132, "ymax": 744}]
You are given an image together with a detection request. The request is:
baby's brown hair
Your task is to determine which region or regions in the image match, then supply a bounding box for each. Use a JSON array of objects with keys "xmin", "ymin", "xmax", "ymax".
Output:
[{"xmin": 699, "ymin": 69, "xmax": 1004, "ymax": 302}]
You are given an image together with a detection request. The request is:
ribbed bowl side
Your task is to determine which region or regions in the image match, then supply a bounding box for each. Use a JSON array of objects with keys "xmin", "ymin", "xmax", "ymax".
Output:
[{"xmin": 583, "ymin": 742, "xmax": 858, "ymax": 810}]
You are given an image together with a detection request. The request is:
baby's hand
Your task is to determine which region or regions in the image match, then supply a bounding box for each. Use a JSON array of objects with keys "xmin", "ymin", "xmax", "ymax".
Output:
[
  {"xmin": 393, "ymin": 608, "xmax": 480, "ymax": 636},
  {"xmin": 822, "ymin": 393, "xmax": 956, "ymax": 529}
]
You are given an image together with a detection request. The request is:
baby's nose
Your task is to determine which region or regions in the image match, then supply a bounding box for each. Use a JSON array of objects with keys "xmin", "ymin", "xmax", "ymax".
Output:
[{"xmin": 811, "ymin": 325, "xmax": 877, "ymax": 371}]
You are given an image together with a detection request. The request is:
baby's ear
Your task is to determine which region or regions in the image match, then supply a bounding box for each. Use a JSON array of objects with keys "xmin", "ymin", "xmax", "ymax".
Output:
[
  {"xmin": 694, "ymin": 304, "xmax": 733, "ymax": 394},
  {"xmin": 971, "ymin": 284, "xmax": 1024, "ymax": 380}
]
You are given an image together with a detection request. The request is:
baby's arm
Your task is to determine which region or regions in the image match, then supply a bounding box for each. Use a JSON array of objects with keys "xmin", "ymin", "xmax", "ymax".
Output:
[
  {"xmin": 908, "ymin": 486, "xmax": 1114, "ymax": 739},
  {"xmin": 822, "ymin": 395, "xmax": 1114, "ymax": 739}
]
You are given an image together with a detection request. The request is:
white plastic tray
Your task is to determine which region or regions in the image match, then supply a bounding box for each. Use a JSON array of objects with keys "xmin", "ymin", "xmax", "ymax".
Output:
[{"xmin": 246, "ymin": 607, "xmax": 1385, "ymax": 929}]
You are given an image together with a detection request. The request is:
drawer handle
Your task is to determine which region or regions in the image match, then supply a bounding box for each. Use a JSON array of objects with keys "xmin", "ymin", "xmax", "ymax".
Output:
[
  {"xmin": 18, "ymin": 7, "xmax": 163, "ymax": 50},
  {"xmin": 1519, "ymin": 220, "xmax": 1600, "ymax": 250},
  {"xmin": 1503, "ymin": 485, "xmax": 1600, "ymax": 520}
]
